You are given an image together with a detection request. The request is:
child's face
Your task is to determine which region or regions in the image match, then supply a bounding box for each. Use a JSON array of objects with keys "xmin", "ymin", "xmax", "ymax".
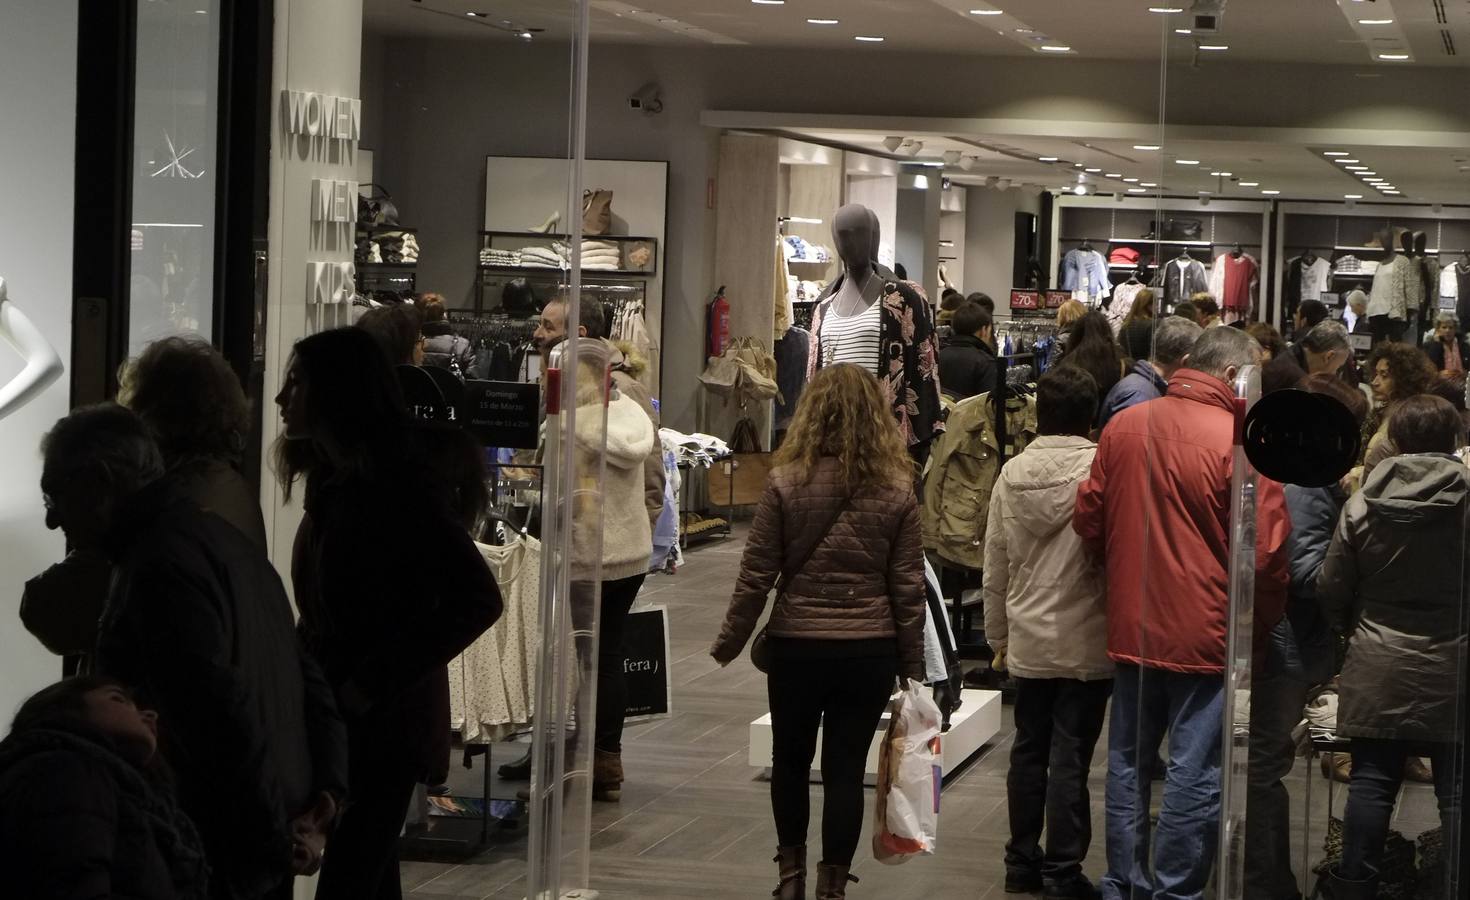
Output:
[{"xmin": 84, "ymin": 686, "xmax": 158, "ymax": 764}]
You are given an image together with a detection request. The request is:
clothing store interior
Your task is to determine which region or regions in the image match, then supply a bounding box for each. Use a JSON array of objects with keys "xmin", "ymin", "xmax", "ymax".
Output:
[{"xmin": 4, "ymin": 0, "xmax": 1470, "ymax": 899}]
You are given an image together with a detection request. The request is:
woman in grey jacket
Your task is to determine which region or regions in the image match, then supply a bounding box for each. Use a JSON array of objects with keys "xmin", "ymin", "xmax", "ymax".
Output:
[{"xmin": 1316, "ymin": 394, "xmax": 1470, "ymax": 900}]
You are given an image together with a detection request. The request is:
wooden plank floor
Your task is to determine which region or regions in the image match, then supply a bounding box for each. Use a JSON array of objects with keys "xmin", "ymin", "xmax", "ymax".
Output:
[{"xmin": 403, "ymin": 525, "xmax": 1445, "ymax": 899}]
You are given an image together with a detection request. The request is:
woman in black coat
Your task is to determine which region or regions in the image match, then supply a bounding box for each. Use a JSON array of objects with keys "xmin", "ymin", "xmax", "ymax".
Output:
[
  {"xmin": 0, "ymin": 677, "xmax": 210, "ymax": 899},
  {"xmin": 275, "ymin": 328, "xmax": 503, "ymax": 900}
]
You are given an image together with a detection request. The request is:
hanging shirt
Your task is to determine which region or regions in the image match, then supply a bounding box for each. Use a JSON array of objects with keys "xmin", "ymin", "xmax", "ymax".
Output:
[
  {"xmin": 1060, "ymin": 248, "xmax": 1110, "ymax": 300},
  {"xmin": 818, "ymin": 298, "xmax": 883, "ymax": 376},
  {"xmin": 1107, "ymin": 282, "xmax": 1146, "ymax": 334},
  {"xmin": 1216, "ymin": 253, "xmax": 1260, "ymax": 313},
  {"xmin": 1159, "ymin": 257, "xmax": 1209, "ymax": 311},
  {"xmin": 1300, "ymin": 257, "xmax": 1331, "ymax": 302}
]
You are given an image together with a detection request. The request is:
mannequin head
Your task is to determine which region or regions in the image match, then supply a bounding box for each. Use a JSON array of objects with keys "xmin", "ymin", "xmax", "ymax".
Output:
[
  {"xmin": 833, "ymin": 204, "xmax": 876, "ymax": 278},
  {"xmin": 1400, "ymin": 229, "xmax": 1415, "ymax": 256},
  {"xmin": 866, "ymin": 208, "xmax": 883, "ymax": 267},
  {"xmin": 1415, "ymin": 231, "xmax": 1428, "ymax": 256}
]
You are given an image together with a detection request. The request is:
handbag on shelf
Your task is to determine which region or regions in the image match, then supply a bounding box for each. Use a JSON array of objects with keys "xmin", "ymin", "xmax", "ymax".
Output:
[
  {"xmin": 749, "ymin": 493, "xmax": 852, "ymax": 673},
  {"xmin": 711, "ymin": 417, "xmax": 771, "ymax": 507},
  {"xmin": 357, "ymin": 183, "xmax": 399, "ymax": 226},
  {"xmin": 1157, "ymin": 217, "xmax": 1203, "ymax": 242},
  {"xmin": 583, "ymin": 189, "xmax": 614, "ymax": 236}
]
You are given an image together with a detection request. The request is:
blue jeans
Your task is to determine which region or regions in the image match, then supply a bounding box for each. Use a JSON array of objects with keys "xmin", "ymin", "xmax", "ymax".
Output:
[{"xmin": 1102, "ymin": 665, "xmax": 1224, "ymax": 900}]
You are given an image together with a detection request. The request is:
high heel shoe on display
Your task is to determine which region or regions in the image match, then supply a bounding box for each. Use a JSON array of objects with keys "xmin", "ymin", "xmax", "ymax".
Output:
[{"xmin": 529, "ymin": 210, "xmax": 561, "ymax": 234}]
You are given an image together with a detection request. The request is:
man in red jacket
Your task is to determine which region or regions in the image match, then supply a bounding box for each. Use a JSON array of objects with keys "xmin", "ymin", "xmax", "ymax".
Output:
[{"xmin": 1074, "ymin": 326, "xmax": 1291, "ymax": 900}]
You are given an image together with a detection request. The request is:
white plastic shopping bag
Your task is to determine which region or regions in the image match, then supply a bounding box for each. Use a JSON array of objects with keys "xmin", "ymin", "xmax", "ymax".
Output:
[{"xmin": 872, "ymin": 678, "xmax": 943, "ymax": 864}]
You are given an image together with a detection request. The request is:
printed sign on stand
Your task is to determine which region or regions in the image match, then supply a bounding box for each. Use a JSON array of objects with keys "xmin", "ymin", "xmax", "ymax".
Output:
[
  {"xmin": 1010, "ymin": 290, "xmax": 1040, "ymax": 310},
  {"xmin": 1044, "ymin": 290, "xmax": 1071, "ymax": 309},
  {"xmin": 464, "ymin": 380, "xmax": 540, "ymax": 449}
]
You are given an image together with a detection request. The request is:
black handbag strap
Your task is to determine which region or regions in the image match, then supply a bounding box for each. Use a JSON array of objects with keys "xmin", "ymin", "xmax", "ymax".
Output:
[{"xmin": 773, "ymin": 495, "xmax": 851, "ymax": 606}]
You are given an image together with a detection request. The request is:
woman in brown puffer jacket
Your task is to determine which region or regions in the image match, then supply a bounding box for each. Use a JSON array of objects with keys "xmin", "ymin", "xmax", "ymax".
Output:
[{"xmin": 711, "ymin": 363, "xmax": 926, "ymax": 900}]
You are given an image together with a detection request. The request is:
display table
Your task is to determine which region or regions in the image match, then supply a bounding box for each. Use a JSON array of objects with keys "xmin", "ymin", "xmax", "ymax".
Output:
[{"xmin": 747, "ymin": 688, "xmax": 1002, "ymax": 784}]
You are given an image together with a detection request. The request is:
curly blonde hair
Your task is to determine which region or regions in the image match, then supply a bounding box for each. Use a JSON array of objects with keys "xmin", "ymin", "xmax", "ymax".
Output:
[
  {"xmin": 1057, "ymin": 300, "xmax": 1087, "ymax": 331},
  {"xmin": 774, "ymin": 364, "xmax": 913, "ymax": 489}
]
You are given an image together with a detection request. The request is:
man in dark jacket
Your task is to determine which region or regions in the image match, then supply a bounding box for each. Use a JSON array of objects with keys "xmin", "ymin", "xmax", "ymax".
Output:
[
  {"xmin": 41, "ymin": 405, "xmax": 347, "ymax": 900},
  {"xmin": 938, "ymin": 302, "xmax": 997, "ymax": 401},
  {"xmin": 1075, "ymin": 328, "xmax": 1291, "ymax": 900},
  {"xmin": 1099, "ymin": 315, "xmax": 1201, "ymax": 429},
  {"xmin": 1243, "ymin": 375, "xmax": 1367, "ymax": 900}
]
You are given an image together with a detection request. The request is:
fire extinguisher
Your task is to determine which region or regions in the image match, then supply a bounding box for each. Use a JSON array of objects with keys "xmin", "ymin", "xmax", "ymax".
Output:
[{"xmin": 707, "ymin": 286, "xmax": 730, "ymax": 359}]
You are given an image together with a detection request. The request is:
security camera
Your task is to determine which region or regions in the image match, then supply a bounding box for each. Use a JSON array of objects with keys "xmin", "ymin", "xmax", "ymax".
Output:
[
  {"xmin": 628, "ymin": 83, "xmax": 663, "ymax": 114},
  {"xmin": 1190, "ymin": 0, "xmax": 1225, "ymax": 35}
]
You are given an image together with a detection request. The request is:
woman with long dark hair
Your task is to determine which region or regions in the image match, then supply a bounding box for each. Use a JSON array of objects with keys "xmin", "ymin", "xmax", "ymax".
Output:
[
  {"xmin": 0, "ymin": 676, "xmax": 210, "ymax": 898},
  {"xmin": 711, "ymin": 364, "xmax": 927, "ymax": 900},
  {"xmin": 275, "ymin": 327, "xmax": 502, "ymax": 900},
  {"xmin": 1056, "ymin": 311, "xmax": 1127, "ymax": 401}
]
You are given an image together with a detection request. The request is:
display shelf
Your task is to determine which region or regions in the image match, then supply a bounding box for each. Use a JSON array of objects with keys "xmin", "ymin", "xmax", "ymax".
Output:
[
  {"xmin": 785, "ymin": 257, "xmax": 835, "ymax": 266},
  {"xmin": 477, "ymin": 263, "xmax": 652, "ymax": 279},
  {"xmin": 478, "ymin": 230, "xmax": 659, "ymax": 279},
  {"xmin": 357, "ymin": 261, "xmax": 418, "ymax": 269},
  {"xmin": 480, "ymin": 229, "xmax": 658, "ymax": 242},
  {"xmin": 356, "ymin": 224, "xmax": 419, "ymax": 233}
]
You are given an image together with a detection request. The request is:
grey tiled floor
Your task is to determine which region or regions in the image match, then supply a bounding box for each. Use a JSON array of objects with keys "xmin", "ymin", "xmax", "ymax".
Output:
[{"xmin": 403, "ymin": 526, "xmax": 1448, "ymax": 899}]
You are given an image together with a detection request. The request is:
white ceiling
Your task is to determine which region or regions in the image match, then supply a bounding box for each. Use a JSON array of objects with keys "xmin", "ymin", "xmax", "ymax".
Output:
[
  {"xmin": 779, "ymin": 128, "xmax": 1470, "ymax": 203},
  {"xmin": 367, "ymin": 0, "xmax": 1470, "ymax": 65}
]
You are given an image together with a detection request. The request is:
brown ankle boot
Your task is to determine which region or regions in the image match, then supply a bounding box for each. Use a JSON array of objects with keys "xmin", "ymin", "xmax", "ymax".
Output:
[
  {"xmin": 593, "ymin": 749, "xmax": 623, "ymax": 801},
  {"xmin": 815, "ymin": 862, "xmax": 858, "ymax": 899},
  {"xmin": 772, "ymin": 845, "xmax": 806, "ymax": 899}
]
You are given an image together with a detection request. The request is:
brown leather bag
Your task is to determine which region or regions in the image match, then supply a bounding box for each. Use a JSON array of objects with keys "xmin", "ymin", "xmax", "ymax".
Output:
[{"xmin": 583, "ymin": 189, "xmax": 613, "ymax": 236}]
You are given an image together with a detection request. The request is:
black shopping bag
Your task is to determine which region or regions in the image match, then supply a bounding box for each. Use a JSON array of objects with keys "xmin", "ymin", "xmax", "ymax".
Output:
[{"xmin": 622, "ymin": 605, "xmax": 672, "ymax": 722}]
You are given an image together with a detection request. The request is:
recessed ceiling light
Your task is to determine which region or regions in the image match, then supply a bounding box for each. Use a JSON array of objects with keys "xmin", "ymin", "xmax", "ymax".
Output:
[
  {"xmin": 466, "ymin": 10, "xmax": 482, "ymax": 15},
  {"xmin": 1105, "ymin": 173, "xmax": 1121, "ymax": 178},
  {"xmin": 1363, "ymin": 178, "xmax": 1384, "ymax": 183},
  {"xmin": 1345, "ymin": 194, "xmax": 1364, "ymax": 199},
  {"xmin": 1384, "ymin": 190, "xmax": 1402, "ymax": 195},
  {"xmin": 1198, "ymin": 44, "xmax": 1229, "ymax": 50},
  {"xmin": 1038, "ymin": 156, "xmax": 1059, "ymax": 162},
  {"xmin": 1123, "ymin": 177, "xmax": 1140, "ymax": 183},
  {"xmin": 1040, "ymin": 44, "xmax": 1072, "ymax": 52},
  {"xmin": 1378, "ymin": 53, "xmax": 1410, "ymax": 60},
  {"xmin": 1323, "ymin": 151, "xmax": 1350, "ymax": 157},
  {"xmin": 1176, "ymin": 159, "xmax": 1200, "ymax": 165},
  {"xmin": 1175, "ymin": 28, "xmax": 1193, "ymax": 34},
  {"xmin": 751, "ymin": 0, "xmax": 784, "ymax": 4},
  {"xmin": 1262, "ymin": 189, "xmax": 1281, "ymax": 195},
  {"xmin": 969, "ymin": 8, "xmax": 1004, "ymax": 14},
  {"xmin": 1239, "ymin": 181, "xmax": 1259, "ymax": 187},
  {"xmin": 1148, "ymin": 6, "xmax": 1185, "ymax": 12},
  {"xmin": 806, "ymin": 18, "xmax": 839, "ymax": 24},
  {"xmin": 1014, "ymin": 27, "xmax": 1035, "ymax": 33},
  {"xmin": 1209, "ymin": 171, "xmax": 1224, "ymax": 176},
  {"xmin": 1134, "ymin": 144, "xmax": 1161, "ymax": 151},
  {"xmin": 1334, "ymin": 159, "xmax": 1360, "ymax": 164},
  {"xmin": 1141, "ymin": 182, "xmax": 1158, "ymax": 187},
  {"xmin": 1085, "ymin": 167, "xmax": 1102, "ymax": 173},
  {"xmin": 1219, "ymin": 171, "xmax": 1233, "ymax": 176},
  {"xmin": 1128, "ymin": 187, "xmax": 1148, "ymax": 193},
  {"xmin": 854, "ymin": 35, "xmax": 885, "ymax": 41},
  {"xmin": 1345, "ymin": 166, "xmax": 1368, "ymax": 171},
  {"xmin": 1358, "ymin": 18, "xmax": 1394, "ymax": 25},
  {"xmin": 1357, "ymin": 171, "xmax": 1377, "ymax": 176}
]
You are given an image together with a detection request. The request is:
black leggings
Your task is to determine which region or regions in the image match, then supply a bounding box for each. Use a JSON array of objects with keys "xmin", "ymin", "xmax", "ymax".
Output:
[
  {"xmin": 595, "ymin": 573, "xmax": 646, "ymax": 754},
  {"xmin": 1341, "ymin": 738, "xmax": 1462, "ymax": 890},
  {"xmin": 767, "ymin": 652, "xmax": 897, "ymax": 865}
]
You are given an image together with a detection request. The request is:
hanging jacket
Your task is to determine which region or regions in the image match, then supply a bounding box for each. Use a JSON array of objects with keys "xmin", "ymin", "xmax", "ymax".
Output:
[
  {"xmin": 982, "ymin": 435, "xmax": 1111, "ymax": 681},
  {"xmin": 1074, "ymin": 369, "xmax": 1292, "ymax": 674},
  {"xmin": 920, "ymin": 390, "xmax": 1038, "ymax": 570},
  {"xmin": 809, "ymin": 275, "xmax": 944, "ymax": 452},
  {"xmin": 1159, "ymin": 257, "xmax": 1209, "ymax": 310},
  {"xmin": 97, "ymin": 478, "xmax": 347, "ymax": 900},
  {"xmin": 1059, "ymin": 248, "xmax": 1110, "ymax": 299},
  {"xmin": 1317, "ymin": 453, "xmax": 1470, "ymax": 742},
  {"xmin": 0, "ymin": 724, "xmax": 211, "ymax": 899}
]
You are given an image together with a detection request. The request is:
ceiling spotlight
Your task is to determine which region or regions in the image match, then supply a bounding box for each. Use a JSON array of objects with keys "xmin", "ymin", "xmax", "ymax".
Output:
[
  {"xmin": 806, "ymin": 18, "xmax": 839, "ymax": 24},
  {"xmin": 1134, "ymin": 144, "xmax": 1161, "ymax": 151},
  {"xmin": 904, "ymin": 140, "xmax": 924, "ymax": 156},
  {"xmin": 942, "ymin": 150, "xmax": 962, "ymax": 165},
  {"xmin": 882, "ymin": 136, "xmax": 905, "ymax": 152},
  {"xmin": 958, "ymin": 156, "xmax": 980, "ymax": 171},
  {"xmin": 518, "ymin": 30, "xmax": 533, "ymax": 39},
  {"xmin": 1074, "ymin": 184, "xmax": 1088, "ymax": 195},
  {"xmin": 996, "ymin": 178, "xmax": 1011, "ymax": 190}
]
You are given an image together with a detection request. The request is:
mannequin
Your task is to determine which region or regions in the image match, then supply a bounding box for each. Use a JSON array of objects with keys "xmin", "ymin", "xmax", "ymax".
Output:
[
  {"xmin": 0, "ymin": 277, "xmax": 64, "ymax": 420},
  {"xmin": 807, "ymin": 203, "xmax": 943, "ymax": 456},
  {"xmin": 1366, "ymin": 229, "xmax": 1409, "ymax": 343}
]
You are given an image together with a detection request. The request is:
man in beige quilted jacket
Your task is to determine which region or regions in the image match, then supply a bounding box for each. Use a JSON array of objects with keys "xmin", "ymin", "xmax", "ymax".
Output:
[{"xmin": 983, "ymin": 365, "xmax": 1112, "ymax": 900}]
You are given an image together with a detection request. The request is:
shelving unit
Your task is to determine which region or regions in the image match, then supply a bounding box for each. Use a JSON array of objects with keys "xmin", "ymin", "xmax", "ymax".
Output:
[
  {"xmin": 355, "ymin": 224, "xmax": 419, "ymax": 301},
  {"xmin": 473, "ymin": 230, "xmax": 659, "ymax": 313}
]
